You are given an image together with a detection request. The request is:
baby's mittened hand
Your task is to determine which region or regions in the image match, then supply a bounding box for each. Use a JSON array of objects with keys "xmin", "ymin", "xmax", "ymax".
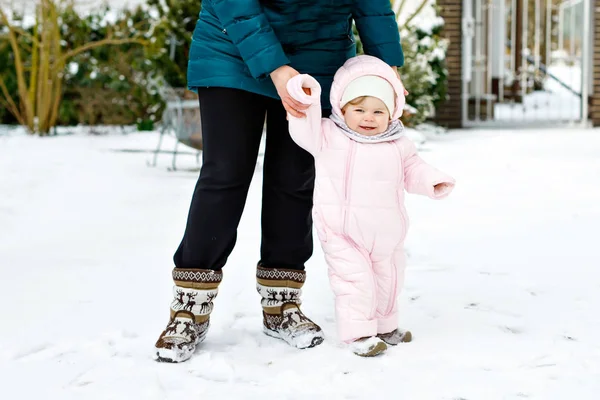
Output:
[
  {"xmin": 433, "ymin": 182, "xmax": 453, "ymax": 197},
  {"xmin": 287, "ymin": 74, "xmax": 320, "ymax": 106}
]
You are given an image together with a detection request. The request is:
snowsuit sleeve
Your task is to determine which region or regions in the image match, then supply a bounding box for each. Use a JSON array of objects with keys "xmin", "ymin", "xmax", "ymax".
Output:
[
  {"xmin": 352, "ymin": 0, "xmax": 404, "ymax": 67},
  {"xmin": 210, "ymin": 0, "xmax": 289, "ymax": 80},
  {"xmin": 286, "ymin": 74, "xmax": 324, "ymax": 156},
  {"xmin": 402, "ymin": 138, "xmax": 455, "ymax": 199}
]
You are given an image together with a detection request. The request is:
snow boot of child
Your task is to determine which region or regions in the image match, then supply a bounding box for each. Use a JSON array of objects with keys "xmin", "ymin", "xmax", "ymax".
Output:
[
  {"xmin": 154, "ymin": 268, "xmax": 222, "ymax": 363},
  {"xmin": 350, "ymin": 336, "xmax": 388, "ymax": 357},
  {"xmin": 377, "ymin": 329, "xmax": 413, "ymax": 345},
  {"xmin": 256, "ymin": 264, "xmax": 324, "ymax": 349}
]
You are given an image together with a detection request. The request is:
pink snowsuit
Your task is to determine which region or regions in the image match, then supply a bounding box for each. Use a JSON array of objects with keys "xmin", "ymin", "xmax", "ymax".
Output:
[{"xmin": 286, "ymin": 55, "xmax": 455, "ymax": 342}]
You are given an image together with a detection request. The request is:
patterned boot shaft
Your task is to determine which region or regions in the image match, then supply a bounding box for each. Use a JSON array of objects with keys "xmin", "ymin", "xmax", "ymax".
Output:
[
  {"xmin": 256, "ymin": 265, "xmax": 324, "ymax": 349},
  {"xmin": 154, "ymin": 268, "xmax": 222, "ymax": 363}
]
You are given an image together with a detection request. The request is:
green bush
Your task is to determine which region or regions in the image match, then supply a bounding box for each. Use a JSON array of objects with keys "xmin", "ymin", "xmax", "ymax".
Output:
[
  {"xmin": 59, "ymin": 0, "xmax": 202, "ymax": 127},
  {"xmin": 400, "ymin": 15, "xmax": 449, "ymax": 126},
  {"xmin": 1, "ymin": 1, "xmax": 202, "ymax": 127},
  {"xmin": 59, "ymin": 5, "xmax": 166, "ymax": 126}
]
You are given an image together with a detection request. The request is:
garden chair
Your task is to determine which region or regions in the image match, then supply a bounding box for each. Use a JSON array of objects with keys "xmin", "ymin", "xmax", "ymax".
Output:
[{"xmin": 150, "ymin": 86, "xmax": 202, "ymax": 171}]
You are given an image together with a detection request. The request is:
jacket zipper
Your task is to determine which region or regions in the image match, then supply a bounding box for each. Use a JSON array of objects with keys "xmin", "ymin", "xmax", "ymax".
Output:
[{"xmin": 342, "ymin": 141, "xmax": 356, "ymax": 234}]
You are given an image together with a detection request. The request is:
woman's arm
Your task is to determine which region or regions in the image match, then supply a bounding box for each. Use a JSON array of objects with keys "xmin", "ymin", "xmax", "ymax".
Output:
[
  {"xmin": 353, "ymin": 0, "xmax": 404, "ymax": 67},
  {"xmin": 210, "ymin": 0, "xmax": 289, "ymax": 80}
]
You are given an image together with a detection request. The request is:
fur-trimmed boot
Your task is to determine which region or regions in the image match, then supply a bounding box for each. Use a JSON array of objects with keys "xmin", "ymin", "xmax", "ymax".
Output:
[
  {"xmin": 154, "ymin": 268, "xmax": 222, "ymax": 363},
  {"xmin": 256, "ymin": 265, "xmax": 324, "ymax": 349}
]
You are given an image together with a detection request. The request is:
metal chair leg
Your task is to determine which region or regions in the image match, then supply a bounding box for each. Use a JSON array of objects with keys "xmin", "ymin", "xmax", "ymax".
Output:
[
  {"xmin": 171, "ymin": 140, "xmax": 180, "ymax": 171},
  {"xmin": 150, "ymin": 127, "xmax": 166, "ymax": 167}
]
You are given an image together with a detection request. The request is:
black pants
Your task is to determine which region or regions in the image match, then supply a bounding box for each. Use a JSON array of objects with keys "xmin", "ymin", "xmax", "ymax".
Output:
[{"xmin": 174, "ymin": 88, "xmax": 330, "ymax": 271}]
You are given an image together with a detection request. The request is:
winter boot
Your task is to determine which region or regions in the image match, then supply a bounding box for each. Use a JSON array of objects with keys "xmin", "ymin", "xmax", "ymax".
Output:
[
  {"xmin": 256, "ymin": 264, "xmax": 324, "ymax": 349},
  {"xmin": 154, "ymin": 268, "xmax": 222, "ymax": 363},
  {"xmin": 349, "ymin": 336, "xmax": 388, "ymax": 357},
  {"xmin": 377, "ymin": 329, "xmax": 413, "ymax": 345}
]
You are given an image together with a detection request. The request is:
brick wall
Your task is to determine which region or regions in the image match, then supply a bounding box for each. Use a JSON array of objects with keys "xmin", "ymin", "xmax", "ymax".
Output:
[
  {"xmin": 435, "ymin": 0, "xmax": 463, "ymax": 128},
  {"xmin": 592, "ymin": 0, "xmax": 600, "ymax": 126}
]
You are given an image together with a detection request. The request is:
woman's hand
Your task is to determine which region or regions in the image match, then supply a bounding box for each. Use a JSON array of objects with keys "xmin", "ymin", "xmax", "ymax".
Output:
[
  {"xmin": 270, "ymin": 65, "xmax": 310, "ymax": 118},
  {"xmin": 391, "ymin": 66, "xmax": 409, "ymax": 96}
]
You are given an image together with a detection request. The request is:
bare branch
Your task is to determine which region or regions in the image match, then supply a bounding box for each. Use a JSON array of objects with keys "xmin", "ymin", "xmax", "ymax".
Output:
[
  {"xmin": 0, "ymin": 7, "xmax": 32, "ymax": 125},
  {"xmin": 0, "ymin": 76, "xmax": 26, "ymax": 126},
  {"xmin": 3, "ymin": 23, "xmax": 39, "ymax": 44},
  {"xmin": 0, "ymin": 7, "xmax": 7, "ymax": 24},
  {"xmin": 59, "ymin": 37, "xmax": 146, "ymax": 64},
  {"xmin": 47, "ymin": 2, "xmax": 62, "ymax": 132},
  {"xmin": 401, "ymin": 0, "xmax": 429, "ymax": 30},
  {"xmin": 28, "ymin": 19, "xmax": 38, "ymax": 111},
  {"xmin": 394, "ymin": 0, "xmax": 408, "ymax": 19}
]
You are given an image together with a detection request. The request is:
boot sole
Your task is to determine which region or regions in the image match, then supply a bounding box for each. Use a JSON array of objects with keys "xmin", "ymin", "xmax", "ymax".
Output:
[
  {"xmin": 154, "ymin": 344, "xmax": 197, "ymax": 363},
  {"xmin": 153, "ymin": 330, "xmax": 207, "ymax": 363},
  {"xmin": 154, "ymin": 348, "xmax": 192, "ymax": 364},
  {"xmin": 355, "ymin": 342, "xmax": 387, "ymax": 357},
  {"xmin": 263, "ymin": 327, "xmax": 324, "ymax": 349},
  {"xmin": 155, "ymin": 354, "xmax": 176, "ymax": 363}
]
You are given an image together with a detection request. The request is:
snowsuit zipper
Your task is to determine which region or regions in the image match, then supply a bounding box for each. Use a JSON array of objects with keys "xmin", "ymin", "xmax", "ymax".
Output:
[
  {"xmin": 342, "ymin": 141, "xmax": 378, "ymax": 319},
  {"xmin": 383, "ymin": 141, "xmax": 406, "ymax": 316}
]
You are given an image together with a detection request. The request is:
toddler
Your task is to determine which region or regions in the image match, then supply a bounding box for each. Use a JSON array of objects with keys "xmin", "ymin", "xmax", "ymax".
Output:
[{"xmin": 286, "ymin": 55, "xmax": 455, "ymax": 356}]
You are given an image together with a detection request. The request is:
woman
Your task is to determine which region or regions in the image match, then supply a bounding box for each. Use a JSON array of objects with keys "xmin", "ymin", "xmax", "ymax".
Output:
[{"xmin": 154, "ymin": 0, "xmax": 405, "ymax": 363}]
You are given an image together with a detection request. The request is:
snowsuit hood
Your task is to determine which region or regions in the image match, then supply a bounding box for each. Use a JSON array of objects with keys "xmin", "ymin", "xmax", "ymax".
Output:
[{"xmin": 330, "ymin": 55, "xmax": 406, "ymax": 120}]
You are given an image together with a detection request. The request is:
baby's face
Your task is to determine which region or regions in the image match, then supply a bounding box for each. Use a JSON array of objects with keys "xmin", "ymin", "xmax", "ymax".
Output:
[{"xmin": 342, "ymin": 97, "xmax": 390, "ymax": 136}]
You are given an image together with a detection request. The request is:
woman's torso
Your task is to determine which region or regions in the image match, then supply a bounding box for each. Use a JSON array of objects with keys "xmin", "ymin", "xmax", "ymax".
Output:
[{"xmin": 187, "ymin": 0, "xmax": 357, "ymax": 106}]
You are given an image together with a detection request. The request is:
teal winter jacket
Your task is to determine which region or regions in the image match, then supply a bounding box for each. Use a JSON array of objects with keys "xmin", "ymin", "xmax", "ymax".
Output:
[{"xmin": 187, "ymin": 0, "xmax": 404, "ymax": 108}]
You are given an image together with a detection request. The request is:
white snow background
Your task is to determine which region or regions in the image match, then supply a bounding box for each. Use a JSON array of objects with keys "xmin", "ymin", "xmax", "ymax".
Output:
[{"xmin": 1, "ymin": 125, "xmax": 599, "ymax": 399}]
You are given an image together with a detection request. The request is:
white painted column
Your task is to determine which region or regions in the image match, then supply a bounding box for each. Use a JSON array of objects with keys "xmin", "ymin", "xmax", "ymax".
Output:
[
  {"xmin": 581, "ymin": 0, "xmax": 591, "ymax": 125},
  {"xmin": 490, "ymin": 0, "xmax": 505, "ymax": 103},
  {"xmin": 463, "ymin": 0, "xmax": 475, "ymax": 124}
]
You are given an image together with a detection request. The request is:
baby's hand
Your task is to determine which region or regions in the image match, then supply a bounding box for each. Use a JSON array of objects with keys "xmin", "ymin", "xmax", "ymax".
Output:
[
  {"xmin": 287, "ymin": 74, "xmax": 321, "ymax": 107},
  {"xmin": 433, "ymin": 182, "xmax": 453, "ymax": 197}
]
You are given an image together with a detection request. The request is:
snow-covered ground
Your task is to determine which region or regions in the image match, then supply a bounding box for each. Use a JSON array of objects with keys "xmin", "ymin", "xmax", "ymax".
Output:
[{"xmin": 1, "ymin": 125, "xmax": 599, "ymax": 399}]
